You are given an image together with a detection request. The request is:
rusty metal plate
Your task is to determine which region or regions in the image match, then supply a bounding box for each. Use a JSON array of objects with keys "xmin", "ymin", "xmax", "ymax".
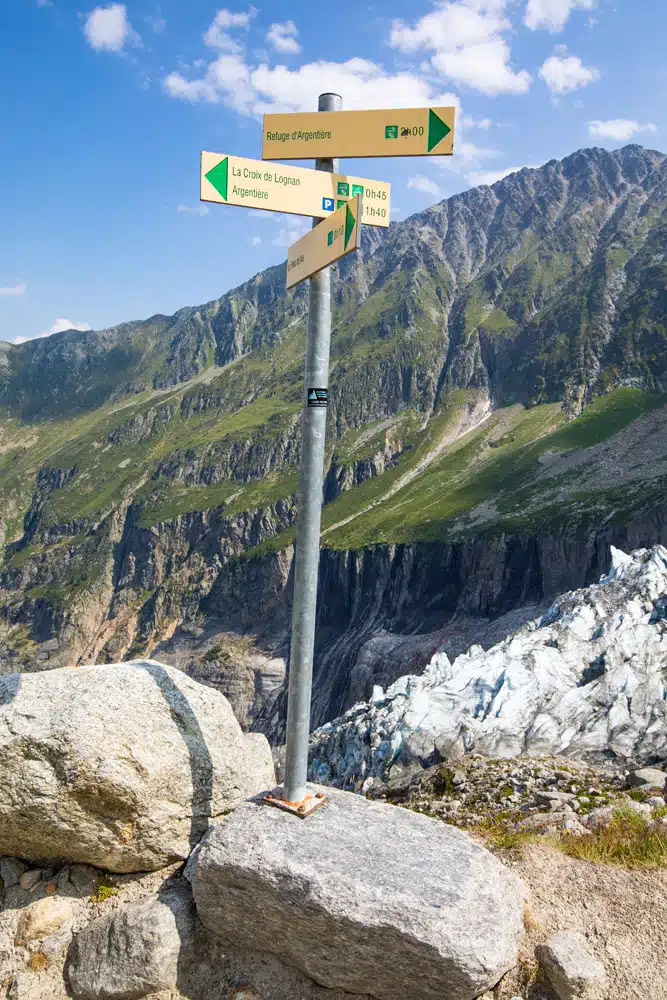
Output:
[{"xmin": 262, "ymin": 789, "xmax": 328, "ymax": 819}]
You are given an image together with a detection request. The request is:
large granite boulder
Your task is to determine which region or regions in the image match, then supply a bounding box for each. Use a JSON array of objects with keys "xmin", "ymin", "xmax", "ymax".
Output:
[
  {"xmin": 66, "ymin": 882, "xmax": 196, "ymax": 998},
  {"xmin": 0, "ymin": 661, "xmax": 275, "ymax": 872},
  {"xmin": 190, "ymin": 784, "xmax": 526, "ymax": 1000}
]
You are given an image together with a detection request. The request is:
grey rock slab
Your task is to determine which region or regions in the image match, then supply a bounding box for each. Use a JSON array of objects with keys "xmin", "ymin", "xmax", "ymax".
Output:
[
  {"xmin": 0, "ymin": 660, "xmax": 270, "ymax": 872},
  {"xmin": 191, "ymin": 783, "xmax": 526, "ymax": 1000},
  {"xmin": 19, "ymin": 870, "xmax": 42, "ymax": 891},
  {"xmin": 536, "ymin": 931, "xmax": 606, "ymax": 999},
  {"xmin": 244, "ymin": 733, "xmax": 276, "ymax": 790},
  {"xmin": 627, "ymin": 767, "xmax": 666, "ymax": 790},
  {"xmin": 66, "ymin": 881, "xmax": 196, "ymax": 998},
  {"xmin": 0, "ymin": 858, "xmax": 28, "ymax": 888}
]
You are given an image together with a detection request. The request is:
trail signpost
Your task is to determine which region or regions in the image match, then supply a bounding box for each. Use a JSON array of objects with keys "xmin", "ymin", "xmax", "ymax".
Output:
[
  {"xmin": 286, "ymin": 195, "xmax": 361, "ymax": 290},
  {"xmin": 200, "ymin": 95, "xmax": 455, "ymax": 812},
  {"xmin": 201, "ymin": 152, "xmax": 390, "ymax": 227},
  {"xmin": 262, "ymin": 106, "xmax": 455, "ymax": 160}
]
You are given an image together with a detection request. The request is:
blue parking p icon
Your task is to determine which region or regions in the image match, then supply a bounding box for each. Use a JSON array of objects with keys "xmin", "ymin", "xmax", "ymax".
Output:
[{"xmin": 322, "ymin": 197, "xmax": 335, "ymax": 211}]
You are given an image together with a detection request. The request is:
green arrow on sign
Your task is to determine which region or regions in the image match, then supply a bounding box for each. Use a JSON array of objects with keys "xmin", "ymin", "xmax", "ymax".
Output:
[
  {"xmin": 344, "ymin": 202, "xmax": 356, "ymax": 250},
  {"xmin": 427, "ymin": 110, "xmax": 451, "ymax": 153},
  {"xmin": 205, "ymin": 156, "xmax": 229, "ymax": 201}
]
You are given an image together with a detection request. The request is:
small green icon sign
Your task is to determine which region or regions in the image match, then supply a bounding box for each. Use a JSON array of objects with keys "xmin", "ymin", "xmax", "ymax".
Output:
[
  {"xmin": 385, "ymin": 125, "xmax": 398, "ymax": 139},
  {"xmin": 351, "ymin": 184, "xmax": 364, "ymax": 197},
  {"xmin": 336, "ymin": 199, "xmax": 346, "ymax": 209},
  {"xmin": 327, "ymin": 231, "xmax": 334, "ymax": 246},
  {"xmin": 337, "ymin": 181, "xmax": 349, "ymax": 196}
]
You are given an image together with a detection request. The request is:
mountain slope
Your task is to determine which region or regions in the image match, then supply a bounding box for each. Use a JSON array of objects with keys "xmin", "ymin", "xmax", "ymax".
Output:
[{"xmin": 1, "ymin": 144, "xmax": 666, "ymax": 734}]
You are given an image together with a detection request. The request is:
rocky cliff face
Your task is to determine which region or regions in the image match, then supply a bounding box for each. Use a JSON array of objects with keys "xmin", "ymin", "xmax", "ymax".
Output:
[
  {"xmin": 1, "ymin": 144, "xmax": 667, "ymax": 738},
  {"xmin": 307, "ymin": 545, "xmax": 667, "ymax": 788}
]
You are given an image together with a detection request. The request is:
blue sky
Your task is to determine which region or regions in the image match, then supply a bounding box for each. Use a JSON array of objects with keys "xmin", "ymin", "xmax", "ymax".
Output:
[{"xmin": 1, "ymin": 0, "xmax": 665, "ymax": 343}]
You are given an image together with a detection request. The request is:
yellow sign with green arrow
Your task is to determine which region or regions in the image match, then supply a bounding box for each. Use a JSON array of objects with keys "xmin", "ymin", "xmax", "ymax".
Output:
[
  {"xmin": 286, "ymin": 195, "xmax": 361, "ymax": 290},
  {"xmin": 200, "ymin": 151, "xmax": 390, "ymax": 226},
  {"xmin": 262, "ymin": 106, "xmax": 455, "ymax": 160}
]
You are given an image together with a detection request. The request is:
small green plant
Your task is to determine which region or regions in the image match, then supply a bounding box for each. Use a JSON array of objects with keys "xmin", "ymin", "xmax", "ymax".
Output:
[
  {"xmin": 91, "ymin": 875, "xmax": 119, "ymax": 903},
  {"xmin": 627, "ymin": 786, "xmax": 660, "ymax": 803},
  {"xmin": 472, "ymin": 816, "xmax": 534, "ymax": 853},
  {"xmin": 433, "ymin": 766, "xmax": 457, "ymax": 797},
  {"xmin": 556, "ymin": 807, "xmax": 667, "ymax": 869}
]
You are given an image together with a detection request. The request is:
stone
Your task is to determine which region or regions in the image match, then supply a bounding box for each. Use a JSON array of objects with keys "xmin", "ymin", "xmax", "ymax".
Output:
[
  {"xmin": 627, "ymin": 767, "xmax": 666, "ymax": 790},
  {"xmin": 537, "ymin": 931, "xmax": 606, "ymax": 999},
  {"xmin": 68, "ymin": 865, "xmax": 97, "ymax": 893},
  {"xmin": 7, "ymin": 973, "xmax": 44, "ymax": 999},
  {"xmin": 535, "ymin": 790, "xmax": 576, "ymax": 808},
  {"xmin": 582, "ymin": 805, "xmax": 617, "ymax": 830},
  {"xmin": 244, "ymin": 733, "xmax": 277, "ymax": 791},
  {"xmin": 67, "ymin": 881, "xmax": 196, "ymax": 998},
  {"xmin": 192, "ymin": 784, "xmax": 526, "ymax": 1000},
  {"xmin": 0, "ymin": 857, "xmax": 27, "ymax": 888},
  {"xmin": 648, "ymin": 796, "xmax": 665, "ymax": 808},
  {"xmin": 0, "ymin": 661, "xmax": 271, "ymax": 872},
  {"xmin": 19, "ymin": 869, "xmax": 42, "ymax": 891},
  {"xmin": 15, "ymin": 896, "xmax": 74, "ymax": 946},
  {"xmin": 386, "ymin": 762, "xmax": 423, "ymax": 799}
]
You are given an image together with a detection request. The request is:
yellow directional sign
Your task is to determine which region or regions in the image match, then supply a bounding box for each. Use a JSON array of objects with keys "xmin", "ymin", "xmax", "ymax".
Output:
[
  {"xmin": 286, "ymin": 195, "xmax": 361, "ymax": 290},
  {"xmin": 262, "ymin": 106, "xmax": 455, "ymax": 161},
  {"xmin": 200, "ymin": 152, "xmax": 391, "ymax": 227}
]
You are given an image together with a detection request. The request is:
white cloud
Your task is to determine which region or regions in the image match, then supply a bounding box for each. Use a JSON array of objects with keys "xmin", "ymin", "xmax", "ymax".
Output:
[
  {"xmin": 272, "ymin": 218, "xmax": 310, "ymax": 248},
  {"xmin": 467, "ymin": 163, "xmax": 539, "ymax": 186},
  {"xmin": 203, "ymin": 7, "xmax": 256, "ymax": 52},
  {"xmin": 588, "ymin": 119, "xmax": 658, "ymax": 141},
  {"xmin": 408, "ymin": 175, "xmax": 443, "ymax": 197},
  {"xmin": 266, "ymin": 21, "xmax": 300, "ymax": 54},
  {"xmin": 524, "ymin": 0, "xmax": 596, "ymax": 33},
  {"xmin": 12, "ymin": 318, "xmax": 91, "ymax": 345},
  {"xmin": 250, "ymin": 235, "xmax": 262, "ymax": 246},
  {"xmin": 165, "ymin": 53, "xmax": 458, "ymax": 115},
  {"xmin": 176, "ymin": 204, "xmax": 209, "ymax": 216},
  {"xmin": 432, "ymin": 139, "xmax": 496, "ymax": 173},
  {"xmin": 0, "ymin": 283, "xmax": 26, "ymax": 297},
  {"xmin": 389, "ymin": 1, "xmax": 531, "ymax": 96},
  {"xmin": 538, "ymin": 51, "xmax": 599, "ymax": 93},
  {"xmin": 463, "ymin": 114, "xmax": 493, "ymax": 129},
  {"xmin": 84, "ymin": 3, "xmax": 139, "ymax": 52}
]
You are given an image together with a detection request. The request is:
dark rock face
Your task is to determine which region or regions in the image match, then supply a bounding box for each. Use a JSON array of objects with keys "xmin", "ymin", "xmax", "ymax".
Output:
[{"xmin": 253, "ymin": 500, "xmax": 667, "ymax": 739}]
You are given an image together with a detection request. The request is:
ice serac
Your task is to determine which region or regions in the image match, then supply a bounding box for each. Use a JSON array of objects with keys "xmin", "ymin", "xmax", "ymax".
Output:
[
  {"xmin": 191, "ymin": 784, "xmax": 526, "ymax": 1000},
  {"xmin": 0, "ymin": 660, "xmax": 275, "ymax": 872},
  {"xmin": 308, "ymin": 546, "xmax": 667, "ymax": 787}
]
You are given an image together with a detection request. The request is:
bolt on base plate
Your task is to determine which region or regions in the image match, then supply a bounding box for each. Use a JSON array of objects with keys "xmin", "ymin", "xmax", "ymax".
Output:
[{"xmin": 262, "ymin": 789, "xmax": 328, "ymax": 818}]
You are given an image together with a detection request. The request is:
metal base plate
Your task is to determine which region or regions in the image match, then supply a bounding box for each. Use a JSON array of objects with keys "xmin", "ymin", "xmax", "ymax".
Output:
[{"xmin": 262, "ymin": 789, "xmax": 328, "ymax": 818}]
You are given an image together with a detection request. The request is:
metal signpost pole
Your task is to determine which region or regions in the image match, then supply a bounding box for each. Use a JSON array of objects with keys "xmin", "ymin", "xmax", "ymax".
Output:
[{"xmin": 282, "ymin": 92, "xmax": 342, "ymax": 805}]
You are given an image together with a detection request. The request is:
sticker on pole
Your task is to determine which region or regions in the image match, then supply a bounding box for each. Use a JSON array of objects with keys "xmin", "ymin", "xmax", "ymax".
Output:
[{"xmin": 307, "ymin": 388, "xmax": 328, "ymax": 407}]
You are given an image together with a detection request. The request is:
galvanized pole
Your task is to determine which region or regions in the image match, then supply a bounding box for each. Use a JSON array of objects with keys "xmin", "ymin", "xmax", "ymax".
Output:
[{"xmin": 283, "ymin": 92, "xmax": 342, "ymax": 804}]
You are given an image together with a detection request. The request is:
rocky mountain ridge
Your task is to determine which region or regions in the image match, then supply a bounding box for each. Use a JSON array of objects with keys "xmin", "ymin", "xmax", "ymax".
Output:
[{"xmin": 1, "ymin": 144, "xmax": 667, "ymax": 740}]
